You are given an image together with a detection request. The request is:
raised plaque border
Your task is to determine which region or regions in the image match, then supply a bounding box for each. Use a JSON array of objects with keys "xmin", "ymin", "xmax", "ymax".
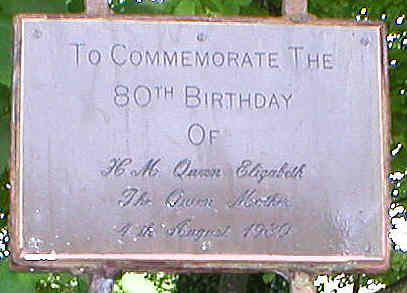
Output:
[{"xmin": 10, "ymin": 14, "xmax": 391, "ymax": 274}]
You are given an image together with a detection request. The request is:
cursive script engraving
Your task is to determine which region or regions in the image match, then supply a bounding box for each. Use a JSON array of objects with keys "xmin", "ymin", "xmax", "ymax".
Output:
[
  {"xmin": 242, "ymin": 223, "xmax": 292, "ymax": 239},
  {"xmin": 173, "ymin": 158, "xmax": 222, "ymax": 179},
  {"xmin": 166, "ymin": 219, "xmax": 231, "ymax": 241},
  {"xmin": 113, "ymin": 223, "xmax": 133, "ymax": 237},
  {"xmin": 130, "ymin": 158, "xmax": 160, "ymax": 177},
  {"xmin": 236, "ymin": 160, "xmax": 306, "ymax": 183},
  {"xmin": 165, "ymin": 189, "xmax": 215, "ymax": 209},
  {"xmin": 101, "ymin": 158, "xmax": 132, "ymax": 176},
  {"xmin": 136, "ymin": 223, "xmax": 155, "ymax": 238},
  {"xmin": 118, "ymin": 187, "xmax": 152, "ymax": 208},
  {"xmin": 113, "ymin": 222, "xmax": 155, "ymax": 238},
  {"xmin": 227, "ymin": 189, "xmax": 290, "ymax": 208},
  {"xmin": 101, "ymin": 158, "xmax": 160, "ymax": 177}
]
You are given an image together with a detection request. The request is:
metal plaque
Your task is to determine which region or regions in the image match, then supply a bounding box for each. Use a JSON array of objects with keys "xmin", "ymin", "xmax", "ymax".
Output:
[{"xmin": 11, "ymin": 15, "xmax": 390, "ymax": 273}]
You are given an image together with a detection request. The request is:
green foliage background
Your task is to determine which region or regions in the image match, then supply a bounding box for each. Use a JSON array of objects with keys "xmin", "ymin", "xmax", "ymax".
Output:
[{"xmin": 0, "ymin": 0, "xmax": 406, "ymax": 292}]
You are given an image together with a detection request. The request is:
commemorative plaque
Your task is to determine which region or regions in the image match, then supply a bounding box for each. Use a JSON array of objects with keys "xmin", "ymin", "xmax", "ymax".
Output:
[{"xmin": 10, "ymin": 15, "xmax": 390, "ymax": 273}]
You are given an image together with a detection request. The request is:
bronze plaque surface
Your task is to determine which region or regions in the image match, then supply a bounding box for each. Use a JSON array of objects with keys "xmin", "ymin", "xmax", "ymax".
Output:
[{"xmin": 11, "ymin": 15, "xmax": 390, "ymax": 273}]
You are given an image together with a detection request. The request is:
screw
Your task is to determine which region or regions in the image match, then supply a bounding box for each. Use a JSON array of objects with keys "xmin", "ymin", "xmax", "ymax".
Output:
[
  {"xmin": 197, "ymin": 32, "xmax": 207, "ymax": 42},
  {"xmin": 360, "ymin": 37, "xmax": 370, "ymax": 46},
  {"xmin": 33, "ymin": 29, "xmax": 42, "ymax": 39}
]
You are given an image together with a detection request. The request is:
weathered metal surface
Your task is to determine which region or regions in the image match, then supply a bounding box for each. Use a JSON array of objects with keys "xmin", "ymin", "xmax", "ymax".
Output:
[{"xmin": 10, "ymin": 15, "xmax": 390, "ymax": 273}]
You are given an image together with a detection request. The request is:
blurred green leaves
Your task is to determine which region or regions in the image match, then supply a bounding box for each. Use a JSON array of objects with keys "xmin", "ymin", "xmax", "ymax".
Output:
[
  {"xmin": 110, "ymin": 0, "xmax": 270, "ymax": 16},
  {"xmin": 0, "ymin": 16, "xmax": 11, "ymax": 87},
  {"xmin": 0, "ymin": 84, "xmax": 10, "ymax": 173},
  {"xmin": 373, "ymin": 252, "xmax": 407, "ymax": 286},
  {"xmin": 173, "ymin": 0, "xmax": 196, "ymax": 15},
  {"xmin": 0, "ymin": 260, "xmax": 43, "ymax": 293},
  {"xmin": 0, "ymin": 0, "xmax": 68, "ymax": 15},
  {"xmin": 35, "ymin": 273, "xmax": 89, "ymax": 293}
]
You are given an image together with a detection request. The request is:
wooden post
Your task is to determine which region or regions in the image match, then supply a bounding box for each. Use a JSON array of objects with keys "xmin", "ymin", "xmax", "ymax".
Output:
[
  {"xmin": 281, "ymin": 3, "xmax": 315, "ymax": 291},
  {"xmin": 86, "ymin": 0, "xmax": 114, "ymax": 16},
  {"xmin": 282, "ymin": 0, "xmax": 308, "ymax": 16},
  {"xmin": 90, "ymin": 273, "xmax": 114, "ymax": 293},
  {"xmin": 84, "ymin": 0, "xmax": 115, "ymax": 279},
  {"xmin": 85, "ymin": 2, "xmax": 114, "ymax": 290},
  {"xmin": 290, "ymin": 272, "xmax": 316, "ymax": 293},
  {"xmin": 88, "ymin": 266, "xmax": 120, "ymax": 293},
  {"xmin": 218, "ymin": 274, "xmax": 249, "ymax": 293}
]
